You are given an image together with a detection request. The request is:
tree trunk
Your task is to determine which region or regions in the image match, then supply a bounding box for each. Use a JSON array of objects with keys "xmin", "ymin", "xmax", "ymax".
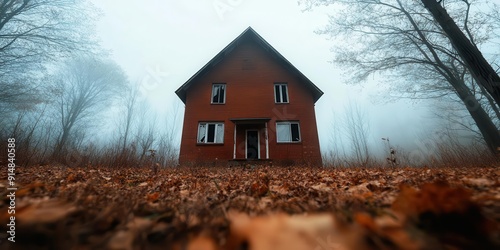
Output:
[
  {"xmin": 54, "ymin": 128, "xmax": 70, "ymax": 157},
  {"xmin": 421, "ymin": 0, "xmax": 500, "ymax": 106},
  {"xmin": 451, "ymin": 78, "xmax": 500, "ymax": 154},
  {"xmin": 478, "ymin": 83, "xmax": 500, "ymax": 123}
]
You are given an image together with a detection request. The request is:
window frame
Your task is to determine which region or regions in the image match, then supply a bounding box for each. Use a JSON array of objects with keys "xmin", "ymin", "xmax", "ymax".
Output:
[
  {"xmin": 197, "ymin": 122, "xmax": 224, "ymax": 144},
  {"xmin": 211, "ymin": 83, "xmax": 226, "ymax": 104},
  {"xmin": 274, "ymin": 83, "xmax": 289, "ymax": 104},
  {"xmin": 276, "ymin": 121, "xmax": 301, "ymax": 143}
]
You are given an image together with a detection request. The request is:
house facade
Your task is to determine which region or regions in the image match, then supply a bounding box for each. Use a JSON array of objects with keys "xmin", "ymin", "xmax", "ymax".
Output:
[{"xmin": 175, "ymin": 27, "xmax": 323, "ymax": 166}]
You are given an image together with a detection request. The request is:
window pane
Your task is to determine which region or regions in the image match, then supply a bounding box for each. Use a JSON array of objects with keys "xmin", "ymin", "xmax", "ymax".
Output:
[
  {"xmin": 216, "ymin": 123, "xmax": 224, "ymax": 143},
  {"xmin": 198, "ymin": 124, "xmax": 206, "ymax": 143},
  {"xmin": 212, "ymin": 85, "xmax": 219, "ymax": 103},
  {"xmin": 219, "ymin": 85, "xmax": 225, "ymax": 103},
  {"xmin": 291, "ymin": 123, "xmax": 300, "ymax": 141},
  {"xmin": 275, "ymin": 85, "xmax": 281, "ymax": 103},
  {"xmin": 212, "ymin": 84, "xmax": 226, "ymax": 103},
  {"xmin": 281, "ymin": 85, "xmax": 288, "ymax": 103},
  {"xmin": 207, "ymin": 124, "xmax": 215, "ymax": 142},
  {"xmin": 277, "ymin": 123, "xmax": 291, "ymax": 142}
]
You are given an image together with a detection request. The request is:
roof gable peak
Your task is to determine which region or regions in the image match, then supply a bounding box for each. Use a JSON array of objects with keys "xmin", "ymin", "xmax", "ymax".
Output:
[{"xmin": 175, "ymin": 27, "xmax": 323, "ymax": 103}]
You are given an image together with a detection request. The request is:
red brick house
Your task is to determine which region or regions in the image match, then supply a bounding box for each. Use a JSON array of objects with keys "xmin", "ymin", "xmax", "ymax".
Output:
[{"xmin": 175, "ymin": 27, "xmax": 323, "ymax": 166}]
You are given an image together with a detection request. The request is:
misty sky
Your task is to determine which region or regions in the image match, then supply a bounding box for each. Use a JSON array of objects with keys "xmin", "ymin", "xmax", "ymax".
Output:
[{"xmin": 91, "ymin": 0, "xmax": 439, "ymax": 157}]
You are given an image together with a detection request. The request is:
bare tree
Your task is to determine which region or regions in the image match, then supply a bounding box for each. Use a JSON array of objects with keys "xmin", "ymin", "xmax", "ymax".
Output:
[
  {"xmin": 157, "ymin": 101, "xmax": 181, "ymax": 166},
  {"xmin": 324, "ymin": 110, "xmax": 348, "ymax": 167},
  {"xmin": 119, "ymin": 86, "xmax": 139, "ymax": 154},
  {"xmin": 421, "ymin": 0, "xmax": 500, "ymax": 106},
  {"xmin": 107, "ymin": 85, "xmax": 140, "ymax": 167},
  {"xmin": 324, "ymin": 101, "xmax": 371, "ymax": 167},
  {"xmin": 0, "ymin": 0, "xmax": 98, "ymax": 115},
  {"xmin": 432, "ymin": 100, "xmax": 484, "ymax": 141},
  {"xmin": 0, "ymin": 78, "xmax": 44, "ymax": 116},
  {"xmin": 302, "ymin": 0, "xmax": 500, "ymax": 153},
  {"xmin": 52, "ymin": 56, "xmax": 128, "ymax": 158},
  {"xmin": 135, "ymin": 102, "xmax": 158, "ymax": 163},
  {"xmin": 343, "ymin": 102, "xmax": 371, "ymax": 165}
]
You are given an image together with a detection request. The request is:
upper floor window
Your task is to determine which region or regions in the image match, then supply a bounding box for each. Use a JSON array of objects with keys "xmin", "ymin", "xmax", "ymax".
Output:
[
  {"xmin": 276, "ymin": 121, "xmax": 300, "ymax": 142},
  {"xmin": 212, "ymin": 83, "xmax": 226, "ymax": 104},
  {"xmin": 198, "ymin": 122, "xmax": 224, "ymax": 143},
  {"xmin": 274, "ymin": 83, "xmax": 288, "ymax": 103}
]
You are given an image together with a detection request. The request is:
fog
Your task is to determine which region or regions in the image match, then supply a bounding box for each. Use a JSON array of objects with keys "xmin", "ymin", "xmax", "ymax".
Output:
[{"xmin": 89, "ymin": 0, "xmax": 454, "ymax": 159}]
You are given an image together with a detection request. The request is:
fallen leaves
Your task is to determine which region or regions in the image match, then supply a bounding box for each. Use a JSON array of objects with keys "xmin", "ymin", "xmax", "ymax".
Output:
[
  {"xmin": 226, "ymin": 212, "xmax": 337, "ymax": 250},
  {"xmin": 249, "ymin": 171, "xmax": 270, "ymax": 197},
  {"xmin": 249, "ymin": 181, "xmax": 269, "ymax": 197},
  {"xmin": 392, "ymin": 181, "xmax": 499, "ymax": 249},
  {"xmin": 462, "ymin": 177, "xmax": 495, "ymax": 188},
  {"xmin": 0, "ymin": 165, "xmax": 498, "ymax": 249},
  {"xmin": 147, "ymin": 192, "xmax": 160, "ymax": 202},
  {"xmin": 393, "ymin": 181, "xmax": 474, "ymax": 217},
  {"xmin": 108, "ymin": 217, "xmax": 153, "ymax": 250},
  {"xmin": 16, "ymin": 199, "xmax": 77, "ymax": 225}
]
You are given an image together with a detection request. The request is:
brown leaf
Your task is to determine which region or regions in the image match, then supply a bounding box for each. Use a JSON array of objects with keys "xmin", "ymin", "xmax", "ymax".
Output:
[
  {"xmin": 392, "ymin": 181, "xmax": 497, "ymax": 249},
  {"xmin": 354, "ymin": 213, "xmax": 377, "ymax": 231},
  {"xmin": 147, "ymin": 192, "xmax": 160, "ymax": 202},
  {"xmin": 226, "ymin": 212, "xmax": 339, "ymax": 250},
  {"xmin": 463, "ymin": 178, "xmax": 494, "ymax": 187},
  {"xmin": 392, "ymin": 181, "xmax": 474, "ymax": 217},
  {"xmin": 250, "ymin": 182, "xmax": 268, "ymax": 197},
  {"xmin": 17, "ymin": 200, "xmax": 76, "ymax": 225},
  {"xmin": 186, "ymin": 236, "xmax": 217, "ymax": 250},
  {"xmin": 347, "ymin": 182, "xmax": 373, "ymax": 199},
  {"xmin": 311, "ymin": 183, "xmax": 332, "ymax": 192},
  {"xmin": 107, "ymin": 217, "xmax": 152, "ymax": 250}
]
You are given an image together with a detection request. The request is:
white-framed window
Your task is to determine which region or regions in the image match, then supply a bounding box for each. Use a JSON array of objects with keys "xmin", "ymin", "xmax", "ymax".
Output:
[
  {"xmin": 197, "ymin": 122, "xmax": 224, "ymax": 143},
  {"xmin": 276, "ymin": 121, "xmax": 301, "ymax": 142},
  {"xmin": 212, "ymin": 83, "xmax": 226, "ymax": 104},
  {"xmin": 274, "ymin": 83, "xmax": 288, "ymax": 103}
]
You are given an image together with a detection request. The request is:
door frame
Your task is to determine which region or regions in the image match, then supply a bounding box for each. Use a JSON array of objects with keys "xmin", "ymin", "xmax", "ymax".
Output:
[{"xmin": 245, "ymin": 129, "xmax": 260, "ymax": 159}]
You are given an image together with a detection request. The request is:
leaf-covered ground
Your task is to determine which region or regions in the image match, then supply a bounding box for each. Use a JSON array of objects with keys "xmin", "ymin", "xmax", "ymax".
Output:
[{"xmin": 1, "ymin": 165, "xmax": 499, "ymax": 249}]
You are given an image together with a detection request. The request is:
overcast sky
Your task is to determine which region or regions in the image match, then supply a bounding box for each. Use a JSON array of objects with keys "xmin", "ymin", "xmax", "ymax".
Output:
[{"xmin": 91, "ymin": 0, "xmax": 438, "ymax": 157}]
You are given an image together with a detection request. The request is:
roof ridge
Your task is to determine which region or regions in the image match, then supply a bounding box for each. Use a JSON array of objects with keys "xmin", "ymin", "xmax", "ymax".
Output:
[{"xmin": 175, "ymin": 27, "xmax": 323, "ymax": 104}]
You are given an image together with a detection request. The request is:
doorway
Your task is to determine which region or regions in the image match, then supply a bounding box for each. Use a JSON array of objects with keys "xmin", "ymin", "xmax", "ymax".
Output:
[{"xmin": 246, "ymin": 130, "xmax": 259, "ymax": 159}]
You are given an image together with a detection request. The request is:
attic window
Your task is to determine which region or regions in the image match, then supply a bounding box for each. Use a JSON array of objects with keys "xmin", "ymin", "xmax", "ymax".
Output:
[
  {"xmin": 274, "ymin": 83, "xmax": 288, "ymax": 103},
  {"xmin": 212, "ymin": 83, "xmax": 226, "ymax": 104}
]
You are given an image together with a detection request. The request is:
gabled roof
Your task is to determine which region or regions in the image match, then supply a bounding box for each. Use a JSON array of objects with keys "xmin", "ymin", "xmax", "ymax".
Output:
[{"xmin": 175, "ymin": 26, "xmax": 323, "ymax": 104}]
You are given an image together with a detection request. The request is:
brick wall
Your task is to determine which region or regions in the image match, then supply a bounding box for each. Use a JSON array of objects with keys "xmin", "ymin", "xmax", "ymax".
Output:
[{"xmin": 178, "ymin": 38, "xmax": 322, "ymax": 166}]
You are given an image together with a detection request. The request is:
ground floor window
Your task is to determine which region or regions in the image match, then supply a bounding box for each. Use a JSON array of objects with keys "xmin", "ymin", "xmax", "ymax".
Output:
[
  {"xmin": 276, "ymin": 121, "xmax": 300, "ymax": 142},
  {"xmin": 198, "ymin": 122, "xmax": 224, "ymax": 143}
]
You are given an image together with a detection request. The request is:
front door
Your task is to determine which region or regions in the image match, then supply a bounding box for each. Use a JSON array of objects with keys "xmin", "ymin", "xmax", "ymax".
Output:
[{"xmin": 246, "ymin": 130, "xmax": 259, "ymax": 159}]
